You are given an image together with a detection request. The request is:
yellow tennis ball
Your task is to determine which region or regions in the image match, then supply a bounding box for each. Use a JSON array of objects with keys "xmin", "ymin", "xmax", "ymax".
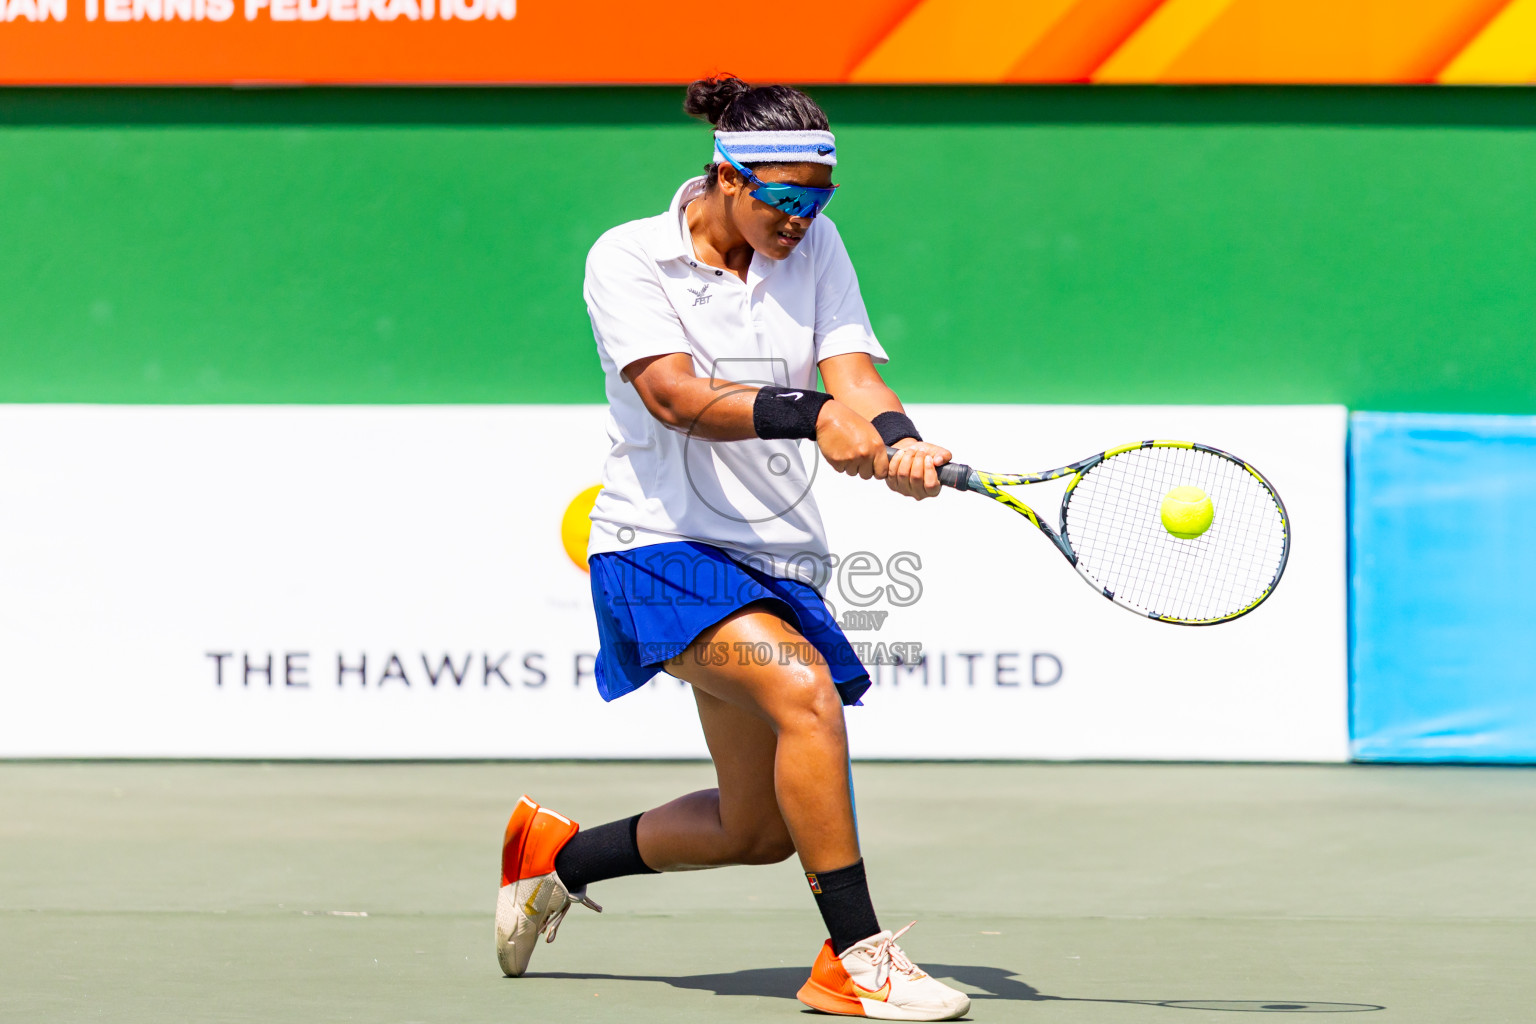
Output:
[
  {"xmin": 560, "ymin": 484, "xmax": 603, "ymax": 572},
  {"xmin": 1161, "ymin": 485, "xmax": 1214, "ymax": 540}
]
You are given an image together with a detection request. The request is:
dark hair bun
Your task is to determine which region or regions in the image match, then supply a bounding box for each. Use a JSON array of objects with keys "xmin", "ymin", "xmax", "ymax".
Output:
[{"xmin": 684, "ymin": 74, "xmax": 754, "ymax": 127}]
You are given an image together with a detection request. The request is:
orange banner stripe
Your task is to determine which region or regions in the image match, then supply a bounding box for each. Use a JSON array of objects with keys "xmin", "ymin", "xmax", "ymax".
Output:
[
  {"xmin": 1093, "ymin": 0, "xmax": 1232, "ymax": 82},
  {"xmin": 1439, "ymin": 0, "xmax": 1536, "ymax": 81},
  {"xmin": 1133, "ymin": 0, "xmax": 1513, "ymax": 83},
  {"xmin": 850, "ymin": 0, "xmax": 1084, "ymax": 82},
  {"xmin": 1004, "ymin": 0, "xmax": 1169, "ymax": 81}
]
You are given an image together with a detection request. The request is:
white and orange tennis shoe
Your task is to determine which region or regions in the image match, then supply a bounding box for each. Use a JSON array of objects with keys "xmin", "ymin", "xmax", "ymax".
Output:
[
  {"xmin": 494, "ymin": 795, "xmax": 601, "ymax": 977},
  {"xmin": 797, "ymin": 922, "xmax": 970, "ymax": 1021}
]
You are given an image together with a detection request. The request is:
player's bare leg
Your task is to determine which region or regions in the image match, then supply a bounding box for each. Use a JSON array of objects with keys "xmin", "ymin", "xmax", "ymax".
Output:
[
  {"xmin": 660, "ymin": 605, "xmax": 968, "ymax": 1020},
  {"xmin": 631, "ymin": 685, "xmax": 795, "ymax": 869},
  {"xmin": 657, "ymin": 603, "xmax": 860, "ymax": 873}
]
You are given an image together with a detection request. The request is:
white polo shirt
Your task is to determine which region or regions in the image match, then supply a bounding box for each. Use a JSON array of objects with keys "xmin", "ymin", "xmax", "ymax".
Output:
[{"xmin": 583, "ymin": 176, "xmax": 888, "ymax": 581}]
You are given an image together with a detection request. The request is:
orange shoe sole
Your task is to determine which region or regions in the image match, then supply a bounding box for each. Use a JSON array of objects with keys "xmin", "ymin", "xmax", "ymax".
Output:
[{"xmin": 797, "ymin": 939, "xmax": 874, "ymax": 1016}]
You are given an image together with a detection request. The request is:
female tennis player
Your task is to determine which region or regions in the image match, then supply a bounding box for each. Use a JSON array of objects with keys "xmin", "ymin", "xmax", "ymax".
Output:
[{"xmin": 495, "ymin": 75, "xmax": 969, "ymax": 1021}]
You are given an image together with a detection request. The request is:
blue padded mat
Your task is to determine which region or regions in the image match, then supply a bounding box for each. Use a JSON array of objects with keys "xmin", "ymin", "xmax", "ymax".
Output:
[{"xmin": 1351, "ymin": 412, "xmax": 1536, "ymax": 762}]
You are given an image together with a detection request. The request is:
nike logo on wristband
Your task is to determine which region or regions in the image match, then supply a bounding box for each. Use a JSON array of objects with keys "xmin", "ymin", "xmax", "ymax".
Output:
[{"xmin": 780, "ymin": 392, "xmax": 804, "ymax": 400}]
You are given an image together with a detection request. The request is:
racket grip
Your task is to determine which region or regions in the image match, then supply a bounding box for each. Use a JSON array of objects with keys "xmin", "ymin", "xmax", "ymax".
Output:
[
  {"xmin": 884, "ymin": 446, "xmax": 974, "ymax": 491},
  {"xmin": 937, "ymin": 461, "xmax": 974, "ymax": 491}
]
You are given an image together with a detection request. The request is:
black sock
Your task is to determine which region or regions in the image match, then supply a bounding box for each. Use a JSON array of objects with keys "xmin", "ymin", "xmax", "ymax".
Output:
[
  {"xmin": 553, "ymin": 814, "xmax": 658, "ymax": 892},
  {"xmin": 808, "ymin": 859, "xmax": 881, "ymax": 955}
]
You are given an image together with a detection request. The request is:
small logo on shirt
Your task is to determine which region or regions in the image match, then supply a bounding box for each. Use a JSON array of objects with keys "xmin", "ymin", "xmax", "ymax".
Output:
[{"xmin": 687, "ymin": 283, "xmax": 712, "ymax": 307}]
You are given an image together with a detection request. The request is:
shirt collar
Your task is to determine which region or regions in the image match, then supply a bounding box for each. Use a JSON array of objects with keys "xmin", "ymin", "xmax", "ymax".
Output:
[{"xmin": 652, "ymin": 176, "xmax": 708, "ymax": 264}]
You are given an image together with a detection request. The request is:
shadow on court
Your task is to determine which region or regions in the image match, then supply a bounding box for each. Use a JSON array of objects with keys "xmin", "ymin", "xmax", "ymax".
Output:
[{"xmin": 530, "ymin": 966, "xmax": 1383, "ymax": 1013}]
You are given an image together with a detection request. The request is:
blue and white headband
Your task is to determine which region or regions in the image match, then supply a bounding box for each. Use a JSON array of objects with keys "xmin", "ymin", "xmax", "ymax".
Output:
[{"xmin": 713, "ymin": 130, "xmax": 837, "ymax": 167}]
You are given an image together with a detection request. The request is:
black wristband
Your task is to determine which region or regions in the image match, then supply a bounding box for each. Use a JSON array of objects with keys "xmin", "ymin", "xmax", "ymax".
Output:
[
  {"xmin": 753, "ymin": 386, "xmax": 833, "ymax": 440},
  {"xmin": 872, "ymin": 411, "xmax": 922, "ymax": 446}
]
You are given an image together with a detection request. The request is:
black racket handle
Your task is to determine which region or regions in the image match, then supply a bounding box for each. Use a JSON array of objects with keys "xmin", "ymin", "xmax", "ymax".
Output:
[{"xmin": 884, "ymin": 446, "xmax": 974, "ymax": 491}]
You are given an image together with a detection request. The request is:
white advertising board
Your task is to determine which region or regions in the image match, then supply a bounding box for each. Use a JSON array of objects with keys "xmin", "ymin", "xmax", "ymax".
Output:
[{"xmin": 0, "ymin": 404, "xmax": 1348, "ymax": 761}]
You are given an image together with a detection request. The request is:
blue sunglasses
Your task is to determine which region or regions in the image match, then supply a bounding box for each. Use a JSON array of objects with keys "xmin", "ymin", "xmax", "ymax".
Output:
[{"xmin": 714, "ymin": 141, "xmax": 839, "ymax": 219}]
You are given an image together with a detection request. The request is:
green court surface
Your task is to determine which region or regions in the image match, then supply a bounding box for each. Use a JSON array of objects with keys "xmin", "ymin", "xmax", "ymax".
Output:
[{"xmin": 3, "ymin": 761, "xmax": 1533, "ymax": 1023}]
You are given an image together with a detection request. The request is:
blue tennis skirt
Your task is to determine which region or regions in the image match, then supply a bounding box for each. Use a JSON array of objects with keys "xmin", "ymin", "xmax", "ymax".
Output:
[{"xmin": 589, "ymin": 541, "xmax": 871, "ymax": 706}]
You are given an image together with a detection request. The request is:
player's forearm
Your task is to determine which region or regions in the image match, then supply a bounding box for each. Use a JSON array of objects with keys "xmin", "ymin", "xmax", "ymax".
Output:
[
  {"xmin": 817, "ymin": 353, "xmax": 916, "ymax": 441},
  {"xmin": 644, "ymin": 377, "xmax": 760, "ymax": 441},
  {"xmin": 826, "ymin": 378, "xmax": 932, "ymax": 450},
  {"xmin": 648, "ymin": 379, "xmax": 886, "ymax": 451},
  {"xmin": 826, "ymin": 380, "xmax": 903, "ymax": 424},
  {"xmin": 631, "ymin": 355, "xmax": 877, "ymax": 445}
]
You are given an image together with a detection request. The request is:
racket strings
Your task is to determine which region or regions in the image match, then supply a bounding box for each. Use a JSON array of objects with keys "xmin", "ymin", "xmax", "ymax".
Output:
[{"xmin": 1062, "ymin": 447, "xmax": 1286, "ymax": 622}]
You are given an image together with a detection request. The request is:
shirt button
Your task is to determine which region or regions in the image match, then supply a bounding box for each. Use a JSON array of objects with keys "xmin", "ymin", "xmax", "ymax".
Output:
[{"xmin": 715, "ymin": 270, "xmax": 722, "ymax": 276}]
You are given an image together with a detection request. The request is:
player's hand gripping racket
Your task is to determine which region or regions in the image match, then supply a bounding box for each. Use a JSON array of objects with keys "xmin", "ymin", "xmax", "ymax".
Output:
[{"xmin": 890, "ymin": 441, "xmax": 1290, "ymax": 625}]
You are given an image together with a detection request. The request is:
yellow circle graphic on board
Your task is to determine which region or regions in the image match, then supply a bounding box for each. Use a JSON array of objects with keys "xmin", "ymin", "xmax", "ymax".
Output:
[{"xmin": 561, "ymin": 484, "xmax": 603, "ymax": 572}]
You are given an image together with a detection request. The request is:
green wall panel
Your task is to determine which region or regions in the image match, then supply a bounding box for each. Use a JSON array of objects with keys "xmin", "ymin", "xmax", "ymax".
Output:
[{"xmin": 1, "ymin": 87, "xmax": 1534, "ymax": 409}]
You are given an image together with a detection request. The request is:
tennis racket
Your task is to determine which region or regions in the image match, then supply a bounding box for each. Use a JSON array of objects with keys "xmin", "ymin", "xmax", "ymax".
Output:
[{"xmin": 891, "ymin": 441, "xmax": 1290, "ymax": 625}]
